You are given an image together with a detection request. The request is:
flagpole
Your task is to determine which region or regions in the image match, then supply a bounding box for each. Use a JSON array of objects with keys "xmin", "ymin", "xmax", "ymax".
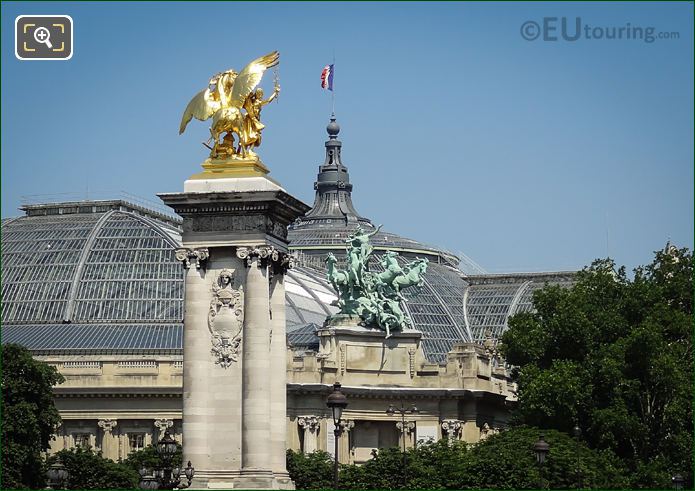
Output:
[{"xmin": 331, "ymin": 50, "xmax": 336, "ymax": 117}]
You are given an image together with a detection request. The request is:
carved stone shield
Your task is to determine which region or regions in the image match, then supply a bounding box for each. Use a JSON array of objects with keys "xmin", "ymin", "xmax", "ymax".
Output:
[{"xmin": 208, "ymin": 269, "xmax": 244, "ymax": 367}]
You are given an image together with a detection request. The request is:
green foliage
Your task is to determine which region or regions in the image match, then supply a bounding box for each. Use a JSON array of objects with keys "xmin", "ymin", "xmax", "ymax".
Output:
[
  {"xmin": 49, "ymin": 447, "xmax": 139, "ymax": 490},
  {"xmin": 338, "ymin": 439, "xmax": 471, "ymax": 489},
  {"xmin": 465, "ymin": 427, "xmax": 627, "ymax": 489},
  {"xmin": 291, "ymin": 429, "xmax": 627, "ymax": 489},
  {"xmin": 501, "ymin": 246, "xmax": 694, "ymax": 488},
  {"xmin": 286, "ymin": 449, "xmax": 334, "ymax": 489},
  {"xmin": 121, "ymin": 442, "xmax": 183, "ymax": 474},
  {"xmin": 1, "ymin": 343, "xmax": 65, "ymax": 489}
]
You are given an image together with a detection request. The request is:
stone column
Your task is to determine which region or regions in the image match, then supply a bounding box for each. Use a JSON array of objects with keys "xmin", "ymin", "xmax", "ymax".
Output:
[
  {"xmin": 270, "ymin": 260, "xmax": 291, "ymax": 483},
  {"xmin": 160, "ymin": 174, "xmax": 310, "ymax": 490},
  {"xmin": 396, "ymin": 421, "xmax": 416, "ymax": 449},
  {"xmin": 297, "ymin": 416, "xmax": 322, "ymax": 453},
  {"xmin": 144, "ymin": 431, "xmax": 152, "ymax": 447},
  {"xmin": 98, "ymin": 419, "xmax": 118, "ymax": 460},
  {"xmin": 339, "ymin": 420, "xmax": 355, "ymax": 464},
  {"xmin": 460, "ymin": 398, "xmax": 480, "ymax": 443},
  {"xmin": 177, "ymin": 247, "xmax": 211, "ymax": 486},
  {"xmin": 239, "ymin": 247, "xmax": 273, "ymax": 481},
  {"xmin": 118, "ymin": 433, "xmax": 126, "ymax": 460}
]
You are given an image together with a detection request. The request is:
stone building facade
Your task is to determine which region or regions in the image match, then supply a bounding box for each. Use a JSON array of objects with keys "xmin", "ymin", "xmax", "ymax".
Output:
[{"xmin": 38, "ymin": 327, "xmax": 513, "ymax": 463}]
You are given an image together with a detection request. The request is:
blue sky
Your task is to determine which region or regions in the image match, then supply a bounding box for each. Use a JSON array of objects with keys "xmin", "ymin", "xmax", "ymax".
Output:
[{"xmin": 2, "ymin": 1, "xmax": 693, "ymax": 273}]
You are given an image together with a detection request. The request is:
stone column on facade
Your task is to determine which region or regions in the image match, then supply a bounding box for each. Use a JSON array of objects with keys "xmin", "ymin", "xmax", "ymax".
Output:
[
  {"xmin": 339, "ymin": 420, "xmax": 355, "ymax": 464},
  {"xmin": 97, "ymin": 419, "xmax": 118, "ymax": 460},
  {"xmin": 396, "ymin": 421, "xmax": 416, "ymax": 449},
  {"xmin": 239, "ymin": 247, "xmax": 273, "ymax": 480},
  {"xmin": 460, "ymin": 398, "xmax": 480, "ymax": 442},
  {"xmin": 177, "ymin": 248, "xmax": 211, "ymax": 484},
  {"xmin": 118, "ymin": 433, "xmax": 126, "ymax": 461},
  {"xmin": 270, "ymin": 257, "xmax": 291, "ymax": 482},
  {"xmin": 144, "ymin": 431, "xmax": 153, "ymax": 447},
  {"xmin": 297, "ymin": 416, "xmax": 322, "ymax": 453}
]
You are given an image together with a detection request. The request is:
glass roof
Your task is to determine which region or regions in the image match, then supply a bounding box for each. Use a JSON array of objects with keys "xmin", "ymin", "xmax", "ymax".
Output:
[
  {"xmin": 1, "ymin": 206, "xmax": 182, "ymax": 326},
  {"xmin": 287, "ymin": 322, "xmax": 321, "ymax": 350},
  {"xmin": 1, "ymin": 323, "xmax": 181, "ymax": 354},
  {"xmin": 464, "ymin": 273, "xmax": 575, "ymax": 342},
  {"xmin": 288, "ymin": 225, "xmax": 460, "ymax": 266}
]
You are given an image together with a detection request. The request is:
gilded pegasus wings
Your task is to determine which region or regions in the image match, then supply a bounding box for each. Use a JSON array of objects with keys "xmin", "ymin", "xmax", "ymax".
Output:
[
  {"xmin": 179, "ymin": 88, "xmax": 221, "ymax": 135},
  {"xmin": 228, "ymin": 51, "xmax": 279, "ymax": 108}
]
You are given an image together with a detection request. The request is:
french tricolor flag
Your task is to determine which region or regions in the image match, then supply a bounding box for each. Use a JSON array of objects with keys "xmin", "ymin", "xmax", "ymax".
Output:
[{"xmin": 320, "ymin": 64, "xmax": 334, "ymax": 91}]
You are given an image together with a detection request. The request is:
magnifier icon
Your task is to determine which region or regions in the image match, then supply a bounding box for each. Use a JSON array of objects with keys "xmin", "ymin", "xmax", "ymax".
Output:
[{"xmin": 33, "ymin": 27, "xmax": 53, "ymax": 49}]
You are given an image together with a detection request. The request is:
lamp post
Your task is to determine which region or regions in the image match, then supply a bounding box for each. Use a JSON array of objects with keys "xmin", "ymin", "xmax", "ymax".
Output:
[
  {"xmin": 671, "ymin": 474, "xmax": 684, "ymax": 490},
  {"xmin": 138, "ymin": 430, "xmax": 194, "ymax": 490},
  {"xmin": 573, "ymin": 425, "xmax": 583, "ymax": 489},
  {"xmin": 533, "ymin": 433, "xmax": 550, "ymax": 489},
  {"xmin": 326, "ymin": 382, "xmax": 348, "ymax": 489},
  {"xmin": 46, "ymin": 458, "xmax": 69, "ymax": 489},
  {"xmin": 386, "ymin": 401, "xmax": 419, "ymax": 487}
]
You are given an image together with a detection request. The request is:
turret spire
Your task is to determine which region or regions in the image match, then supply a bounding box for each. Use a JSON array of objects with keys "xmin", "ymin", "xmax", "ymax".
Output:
[{"xmin": 294, "ymin": 118, "xmax": 371, "ymax": 227}]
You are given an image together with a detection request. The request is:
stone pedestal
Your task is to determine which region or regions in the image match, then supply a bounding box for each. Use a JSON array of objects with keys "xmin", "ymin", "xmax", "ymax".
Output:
[
  {"xmin": 160, "ymin": 176, "xmax": 309, "ymax": 490},
  {"xmin": 316, "ymin": 319, "xmax": 424, "ymax": 386}
]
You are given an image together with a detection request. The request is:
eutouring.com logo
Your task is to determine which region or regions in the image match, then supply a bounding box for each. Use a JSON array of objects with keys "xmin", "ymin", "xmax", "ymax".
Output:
[{"xmin": 521, "ymin": 17, "xmax": 680, "ymax": 43}]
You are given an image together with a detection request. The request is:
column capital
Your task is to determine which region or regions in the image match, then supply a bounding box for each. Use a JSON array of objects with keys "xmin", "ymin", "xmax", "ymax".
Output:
[
  {"xmin": 297, "ymin": 416, "xmax": 322, "ymax": 431},
  {"xmin": 396, "ymin": 421, "xmax": 416, "ymax": 435},
  {"xmin": 338, "ymin": 420, "xmax": 355, "ymax": 433},
  {"xmin": 236, "ymin": 245, "xmax": 295, "ymax": 273},
  {"xmin": 98, "ymin": 419, "xmax": 118, "ymax": 433},
  {"xmin": 440, "ymin": 419, "xmax": 463, "ymax": 437},
  {"xmin": 154, "ymin": 419, "xmax": 174, "ymax": 433},
  {"xmin": 175, "ymin": 247, "xmax": 209, "ymax": 270}
]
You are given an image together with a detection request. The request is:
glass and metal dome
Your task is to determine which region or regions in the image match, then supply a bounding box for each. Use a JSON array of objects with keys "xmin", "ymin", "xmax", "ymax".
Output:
[
  {"xmin": 1, "ymin": 201, "xmax": 184, "ymax": 353},
  {"xmin": 1, "ymin": 119, "xmax": 574, "ymax": 363}
]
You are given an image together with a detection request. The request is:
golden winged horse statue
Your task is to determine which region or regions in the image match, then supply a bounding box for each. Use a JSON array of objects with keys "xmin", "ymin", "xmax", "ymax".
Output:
[{"xmin": 179, "ymin": 51, "xmax": 280, "ymax": 160}]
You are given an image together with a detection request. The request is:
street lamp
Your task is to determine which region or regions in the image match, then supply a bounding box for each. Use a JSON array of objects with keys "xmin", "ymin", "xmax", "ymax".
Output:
[
  {"xmin": 46, "ymin": 458, "xmax": 69, "ymax": 489},
  {"xmin": 671, "ymin": 474, "xmax": 684, "ymax": 490},
  {"xmin": 138, "ymin": 430, "xmax": 194, "ymax": 490},
  {"xmin": 573, "ymin": 425, "xmax": 583, "ymax": 489},
  {"xmin": 533, "ymin": 433, "xmax": 550, "ymax": 489},
  {"xmin": 386, "ymin": 400, "xmax": 419, "ymax": 487},
  {"xmin": 326, "ymin": 382, "xmax": 348, "ymax": 489}
]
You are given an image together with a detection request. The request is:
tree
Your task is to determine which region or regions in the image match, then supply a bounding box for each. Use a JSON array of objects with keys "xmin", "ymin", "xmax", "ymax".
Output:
[
  {"xmin": 286, "ymin": 449, "xmax": 333, "ymax": 489},
  {"xmin": 49, "ymin": 447, "xmax": 139, "ymax": 489},
  {"xmin": 333, "ymin": 430, "xmax": 626, "ymax": 490},
  {"xmin": 501, "ymin": 245, "xmax": 693, "ymax": 488},
  {"xmin": 121, "ymin": 441, "xmax": 183, "ymax": 475},
  {"xmin": 1, "ymin": 343, "xmax": 64, "ymax": 489},
  {"xmin": 465, "ymin": 427, "xmax": 627, "ymax": 489}
]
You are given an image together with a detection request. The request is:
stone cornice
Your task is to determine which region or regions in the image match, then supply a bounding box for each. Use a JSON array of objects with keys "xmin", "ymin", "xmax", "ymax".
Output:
[
  {"xmin": 286, "ymin": 383, "xmax": 508, "ymax": 401},
  {"xmin": 53, "ymin": 387, "xmax": 182, "ymax": 398}
]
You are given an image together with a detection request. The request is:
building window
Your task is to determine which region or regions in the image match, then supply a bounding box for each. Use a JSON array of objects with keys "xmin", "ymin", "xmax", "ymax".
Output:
[
  {"xmin": 73, "ymin": 433, "xmax": 91, "ymax": 449},
  {"xmin": 128, "ymin": 433, "xmax": 146, "ymax": 452}
]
